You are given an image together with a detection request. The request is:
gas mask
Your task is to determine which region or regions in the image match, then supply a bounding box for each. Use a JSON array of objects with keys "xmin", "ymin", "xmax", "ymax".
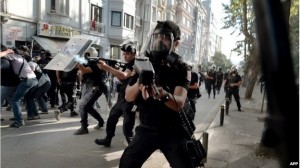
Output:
[{"xmin": 145, "ymin": 28, "xmax": 175, "ymax": 65}]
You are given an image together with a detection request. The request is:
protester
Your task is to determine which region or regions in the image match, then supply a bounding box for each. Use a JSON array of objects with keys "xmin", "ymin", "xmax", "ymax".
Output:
[
  {"xmin": 0, "ymin": 49, "xmax": 19, "ymax": 120},
  {"xmin": 0, "ymin": 48, "xmax": 38, "ymax": 128}
]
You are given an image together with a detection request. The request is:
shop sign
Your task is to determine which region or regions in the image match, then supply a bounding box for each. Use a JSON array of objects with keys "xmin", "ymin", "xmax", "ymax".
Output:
[
  {"xmin": 37, "ymin": 22, "xmax": 80, "ymax": 38},
  {"xmin": 3, "ymin": 25, "xmax": 26, "ymax": 41}
]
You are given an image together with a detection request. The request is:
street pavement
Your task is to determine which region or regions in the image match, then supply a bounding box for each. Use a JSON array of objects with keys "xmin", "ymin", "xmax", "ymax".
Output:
[{"xmin": 1, "ymin": 84, "xmax": 281, "ymax": 168}]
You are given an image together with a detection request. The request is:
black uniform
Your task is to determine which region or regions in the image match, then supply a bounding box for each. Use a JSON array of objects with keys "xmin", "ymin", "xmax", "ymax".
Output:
[
  {"xmin": 57, "ymin": 68, "xmax": 79, "ymax": 115},
  {"xmin": 206, "ymin": 69, "xmax": 216, "ymax": 98},
  {"xmin": 187, "ymin": 71, "xmax": 199, "ymax": 116},
  {"xmin": 224, "ymin": 72, "xmax": 242, "ymax": 111},
  {"xmin": 104, "ymin": 61, "xmax": 136, "ymax": 143},
  {"xmin": 215, "ymin": 69, "xmax": 224, "ymax": 94},
  {"xmin": 73, "ymin": 61, "xmax": 106, "ymax": 135},
  {"xmin": 119, "ymin": 62, "xmax": 193, "ymax": 168}
]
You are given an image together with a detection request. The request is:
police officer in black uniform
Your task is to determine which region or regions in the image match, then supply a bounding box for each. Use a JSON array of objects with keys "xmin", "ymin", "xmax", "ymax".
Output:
[
  {"xmin": 55, "ymin": 68, "xmax": 79, "ymax": 118},
  {"xmin": 205, "ymin": 65, "xmax": 216, "ymax": 98},
  {"xmin": 69, "ymin": 47, "xmax": 106, "ymax": 135},
  {"xmin": 187, "ymin": 62, "xmax": 199, "ymax": 117},
  {"xmin": 119, "ymin": 20, "xmax": 194, "ymax": 168},
  {"xmin": 94, "ymin": 41, "xmax": 136, "ymax": 147},
  {"xmin": 223, "ymin": 66, "xmax": 242, "ymax": 112},
  {"xmin": 215, "ymin": 67, "xmax": 224, "ymax": 94}
]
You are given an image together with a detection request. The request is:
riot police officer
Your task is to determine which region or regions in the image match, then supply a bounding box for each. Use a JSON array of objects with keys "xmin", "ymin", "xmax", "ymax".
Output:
[
  {"xmin": 205, "ymin": 65, "xmax": 216, "ymax": 98},
  {"xmin": 223, "ymin": 66, "xmax": 242, "ymax": 112},
  {"xmin": 119, "ymin": 20, "xmax": 194, "ymax": 168},
  {"xmin": 94, "ymin": 41, "xmax": 136, "ymax": 147}
]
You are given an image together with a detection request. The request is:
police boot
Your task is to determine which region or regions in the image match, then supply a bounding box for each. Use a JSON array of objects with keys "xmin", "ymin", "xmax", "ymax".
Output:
[
  {"xmin": 73, "ymin": 127, "xmax": 89, "ymax": 135},
  {"xmin": 95, "ymin": 137, "xmax": 112, "ymax": 147}
]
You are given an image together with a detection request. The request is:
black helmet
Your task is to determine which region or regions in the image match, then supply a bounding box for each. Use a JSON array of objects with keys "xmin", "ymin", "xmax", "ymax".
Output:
[{"xmin": 121, "ymin": 42, "xmax": 136, "ymax": 54}]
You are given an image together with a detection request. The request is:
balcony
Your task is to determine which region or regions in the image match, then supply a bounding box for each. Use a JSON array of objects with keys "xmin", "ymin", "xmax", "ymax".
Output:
[{"xmin": 89, "ymin": 20, "xmax": 106, "ymax": 34}]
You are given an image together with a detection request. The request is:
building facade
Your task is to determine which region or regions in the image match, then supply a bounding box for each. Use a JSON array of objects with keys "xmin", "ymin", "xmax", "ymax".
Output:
[{"xmin": 1, "ymin": 0, "xmax": 220, "ymax": 66}]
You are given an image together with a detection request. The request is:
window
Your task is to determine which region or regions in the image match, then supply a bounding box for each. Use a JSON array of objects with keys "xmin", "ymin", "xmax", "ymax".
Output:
[
  {"xmin": 152, "ymin": 7, "xmax": 156, "ymax": 22},
  {"xmin": 50, "ymin": 0, "xmax": 68, "ymax": 15},
  {"xmin": 158, "ymin": 10, "xmax": 163, "ymax": 20},
  {"xmin": 124, "ymin": 13, "xmax": 134, "ymax": 30},
  {"xmin": 51, "ymin": 0, "xmax": 55, "ymax": 11},
  {"xmin": 110, "ymin": 45, "xmax": 121, "ymax": 60},
  {"xmin": 59, "ymin": 0, "xmax": 65, "ymax": 13},
  {"xmin": 91, "ymin": 5, "xmax": 102, "ymax": 23},
  {"xmin": 111, "ymin": 11, "xmax": 121, "ymax": 27}
]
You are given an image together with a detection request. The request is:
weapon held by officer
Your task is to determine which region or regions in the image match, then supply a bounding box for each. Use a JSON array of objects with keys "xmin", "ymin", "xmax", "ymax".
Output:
[
  {"xmin": 87, "ymin": 57, "xmax": 127, "ymax": 69},
  {"xmin": 133, "ymin": 57, "xmax": 159, "ymax": 96}
]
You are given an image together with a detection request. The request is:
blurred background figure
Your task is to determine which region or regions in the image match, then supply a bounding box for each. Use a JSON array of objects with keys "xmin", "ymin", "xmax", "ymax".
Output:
[
  {"xmin": 215, "ymin": 67, "xmax": 224, "ymax": 94},
  {"xmin": 205, "ymin": 65, "xmax": 216, "ymax": 98}
]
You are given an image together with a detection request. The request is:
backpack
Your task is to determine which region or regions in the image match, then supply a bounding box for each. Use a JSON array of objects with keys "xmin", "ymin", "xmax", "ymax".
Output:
[{"xmin": 1, "ymin": 57, "xmax": 20, "ymax": 86}]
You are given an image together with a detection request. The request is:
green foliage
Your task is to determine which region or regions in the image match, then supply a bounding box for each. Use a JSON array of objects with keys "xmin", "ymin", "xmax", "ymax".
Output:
[
  {"xmin": 222, "ymin": 0, "xmax": 255, "ymax": 63},
  {"xmin": 210, "ymin": 51, "xmax": 233, "ymax": 72},
  {"xmin": 289, "ymin": 0, "xmax": 299, "ymax": 82}
]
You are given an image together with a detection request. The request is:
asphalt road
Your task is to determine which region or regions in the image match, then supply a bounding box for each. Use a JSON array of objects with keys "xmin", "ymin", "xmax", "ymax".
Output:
[{"xmin": 1, "ymin": 85, "xmax": 225, "ymax": 168}]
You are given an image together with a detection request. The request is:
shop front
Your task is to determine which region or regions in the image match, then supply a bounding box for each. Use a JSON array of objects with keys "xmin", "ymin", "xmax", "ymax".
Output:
[{"xmin": 32, "ymin": 21, "xmax": 80, "ymax": 56}]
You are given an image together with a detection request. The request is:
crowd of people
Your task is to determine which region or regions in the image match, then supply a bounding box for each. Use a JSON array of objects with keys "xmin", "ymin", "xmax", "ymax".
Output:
[{"xmin": 1, "ymin": 20, "xmax": 243, "ymax": 167}]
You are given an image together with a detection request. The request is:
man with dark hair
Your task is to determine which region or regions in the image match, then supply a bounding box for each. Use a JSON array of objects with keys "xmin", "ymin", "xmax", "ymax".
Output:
[
  {"xmin": 119, "ymin": 20, "xmax": 194, "ymax": 168},
  {"xmin": 94, "ymin": 41, "xmax": 136, "ymax": 147}
]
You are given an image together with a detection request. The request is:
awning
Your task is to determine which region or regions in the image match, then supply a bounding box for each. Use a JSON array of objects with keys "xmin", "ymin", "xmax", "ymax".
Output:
[{"xmin": 32, "ymin": 36, "xmax": 68, "ymax": 55}]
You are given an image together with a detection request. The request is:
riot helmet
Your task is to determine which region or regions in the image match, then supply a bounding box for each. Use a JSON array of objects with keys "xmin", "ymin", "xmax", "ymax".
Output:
[
  {"xmin": 85, "ymin": 47, "xmax": 98, "ymax": 57},
  {"xmin": 121, "ymin": 41, "xmax": 136, "ymax": 54},
  {"xmin": 143, "ymin": 20, "xmax": 181, "ymax": 64}
]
